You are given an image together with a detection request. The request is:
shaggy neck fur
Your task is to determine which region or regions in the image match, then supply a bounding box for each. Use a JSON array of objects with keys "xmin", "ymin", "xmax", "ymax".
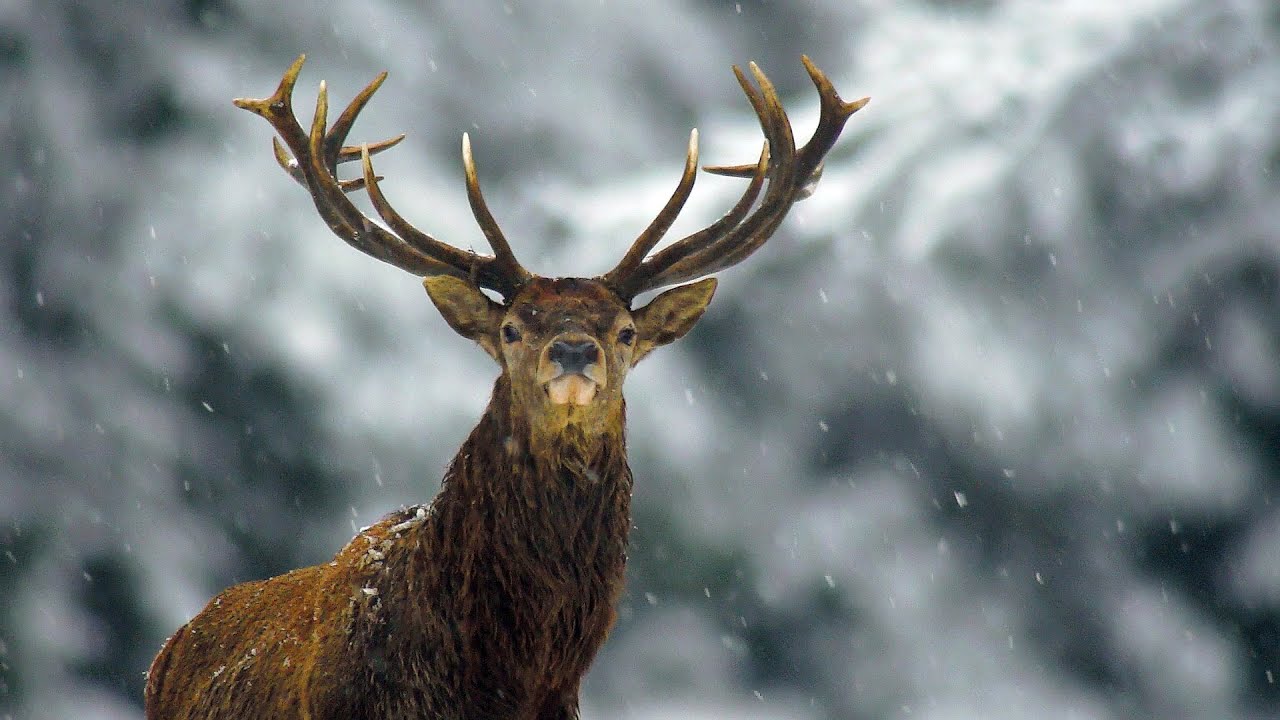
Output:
[{"xmin": 350, "ymin": 375, "xmax": 634, "ymax": 719}]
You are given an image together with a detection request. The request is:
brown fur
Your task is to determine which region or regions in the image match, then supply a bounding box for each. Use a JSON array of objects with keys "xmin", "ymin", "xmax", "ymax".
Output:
[
  {"xmin": 144, "ymin": 277, "xmax": 717, "ymax": 719},
  {"xmin": 146, "ymin": 375, "xmax": 632, "ymax": 720}
]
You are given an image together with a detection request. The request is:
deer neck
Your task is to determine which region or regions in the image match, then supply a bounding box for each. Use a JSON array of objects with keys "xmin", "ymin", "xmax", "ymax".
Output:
[
  {"xmin": 400, "ymin": 376, "xmax": 634, "ymax": 690},
  {"xmin": 428, "ymin": 374, "xmax": 633, "ymax": 592},
  {"xmin": 342, "ymin": 378, "xmax": 635, "ymax": 715}
]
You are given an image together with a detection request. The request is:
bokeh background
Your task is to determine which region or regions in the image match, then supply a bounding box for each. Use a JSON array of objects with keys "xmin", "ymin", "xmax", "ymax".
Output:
[{"xmin": 2, "ymin": 0, "xmax": 1278, "ymax": 718}]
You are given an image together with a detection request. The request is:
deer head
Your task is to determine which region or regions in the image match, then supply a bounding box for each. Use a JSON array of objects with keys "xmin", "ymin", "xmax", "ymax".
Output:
[
  {"xmin": 232, "ymin": 55, "xmax": 867, "ymax": 446},
  {"xmin": 422, "ymin": 273, "xmax": 716, "ymax": 449}
]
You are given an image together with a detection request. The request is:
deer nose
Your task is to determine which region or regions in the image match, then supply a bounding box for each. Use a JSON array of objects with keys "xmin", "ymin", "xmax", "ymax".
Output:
[{"xmin": 548, "ymin": 339, "xmax": 599, "ymax": 375}]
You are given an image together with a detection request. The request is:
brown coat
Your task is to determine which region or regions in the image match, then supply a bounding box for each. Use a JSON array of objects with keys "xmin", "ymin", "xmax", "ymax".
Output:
[{"xmin": 146, "ymin": 377, "xmax": 632, "ymax": 720}]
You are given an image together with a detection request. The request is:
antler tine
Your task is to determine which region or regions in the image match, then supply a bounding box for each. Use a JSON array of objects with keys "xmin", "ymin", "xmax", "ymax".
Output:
[
  {"xmin": 316, "ymin": 81, "xmax": 462, "ymax": 273},
  {"xmin": 635, "ymin": 68, "xmax": 795, "ymax": 288},
  {"xmin": 271, "ymin": 131, "xmax": 404, "ymax": 189},
  {"xmin": 601, "ymin": 129, "xmax": 699, "ymax": 289},
  {"xmin": 742, "ymin": 62, "xmax": 798, "ymax": 185},
  {"xmin": 272, "ymin": 133, "xmax": 404, "ymax": 194},
  {"xmin": 607, "ymin": 61, "xmax": 797, "ymax": 297},
  {"xmin": 233, "ymin": 57, "xmax": 448, "ymax": 275},
  {"xmin": 251, "ymin": 57, "xmax": 403, "ymax": 195},
  {"xmin": 358, "ymin": 143, "xmax": 487, "ymax": 276},
  {"xmin": 798, "ymin": 55, "xmax": 870, "ymax": 174},
  {"xmin": 233, "ymin": 62, "xmax": 445, "ymax": 275},
  {"xmin": 609, "ymin": 140, "xmax": 769, "ymax": 299},
  {"xmin": 326, "ymin": 71, "xmax": 390, "ymax": 168},
  {"xmin": 604, "ymin": 58, "xmax": 867, "ymax": 299},
  {"xmin": 234, "ymin": 55, "xmax": 530, "ymax": 297},
  {"xmin": 462, "ymin": 133, "xmax": 531, "ymax": 288}
]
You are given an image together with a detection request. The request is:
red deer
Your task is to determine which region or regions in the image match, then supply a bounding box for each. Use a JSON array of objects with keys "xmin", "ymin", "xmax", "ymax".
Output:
[{"xmin": 144, "ymin": 54, "xmax": 866, "ymax": 719}]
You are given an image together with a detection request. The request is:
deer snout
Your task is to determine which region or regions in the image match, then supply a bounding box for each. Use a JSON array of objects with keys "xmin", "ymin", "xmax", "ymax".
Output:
[
  {"xmin": 548, "ymin": 339, "xmax": 599, "ymax": 375},
  {"xmin": 538, "ymin": 334, "xmax": 607, "ymax": 405}
]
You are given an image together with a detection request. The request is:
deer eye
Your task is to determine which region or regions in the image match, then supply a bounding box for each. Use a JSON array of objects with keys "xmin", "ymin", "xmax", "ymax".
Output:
[
  {"xmin": 617, "ymin": 326, "xmax": 636, "ymax": 346},
  {"xmin": 501, "ymin": 324, "xmax": 522, "ymax": 343}
]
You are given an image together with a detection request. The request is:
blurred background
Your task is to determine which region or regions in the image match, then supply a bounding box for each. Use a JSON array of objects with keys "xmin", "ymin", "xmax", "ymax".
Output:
[{"xmin": 2, "ymin": 0, "xmax": 1278, "ymax": 718}]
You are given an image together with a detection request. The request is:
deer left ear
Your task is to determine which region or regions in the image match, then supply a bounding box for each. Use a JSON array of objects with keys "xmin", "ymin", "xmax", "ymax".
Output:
[
  {"xmin": 631, "ymin": 278, "xmax": 717, "ymax": 364},
  {"xmin": 423, "ymin": 274, "xmax": 504, "ymax": 361}
]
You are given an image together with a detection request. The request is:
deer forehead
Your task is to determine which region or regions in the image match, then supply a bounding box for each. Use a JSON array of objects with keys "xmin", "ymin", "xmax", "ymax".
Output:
[{"xmin": 508, "ymin": 278, "xmax": 631, "ymax": 332}]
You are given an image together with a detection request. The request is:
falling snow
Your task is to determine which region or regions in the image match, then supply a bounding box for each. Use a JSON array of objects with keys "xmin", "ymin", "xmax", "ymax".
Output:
[{"xmin": 3, "ymin": 2, "xmax": 1277, "ymax": 719}]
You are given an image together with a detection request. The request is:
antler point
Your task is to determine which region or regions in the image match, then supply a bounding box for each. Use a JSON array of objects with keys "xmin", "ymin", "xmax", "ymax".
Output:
[
  {"xmin": 361, "ymin": 142, "xmax": 378, "ymax": 192},
  {"xmin": 280, "ymin": 54, "xmax": 306, "ymax": 91},
  {"xmin": 462, "ymin": 133, "xmax": 476, "ymax": 174}
]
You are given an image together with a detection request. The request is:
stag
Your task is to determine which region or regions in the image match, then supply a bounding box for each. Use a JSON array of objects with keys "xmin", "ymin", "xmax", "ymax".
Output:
[{"xmin": 145, "ymin": 54, "xmax": 866, "ymax": 719}]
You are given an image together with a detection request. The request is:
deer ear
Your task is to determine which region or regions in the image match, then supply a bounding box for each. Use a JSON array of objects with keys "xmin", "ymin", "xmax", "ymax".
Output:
[
  {"xmin": 423, "ymin": 275, "xmax": 504, "ymax": 360},
  {"xmin": 631, "ymin": 277, "xmax": 717, "ymax": 364}
]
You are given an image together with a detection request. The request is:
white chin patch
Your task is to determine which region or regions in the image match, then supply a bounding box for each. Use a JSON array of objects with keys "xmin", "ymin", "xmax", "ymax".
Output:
[{"xmin": 546, "ymin": 375, "xmax": 598, "ymax": 406}]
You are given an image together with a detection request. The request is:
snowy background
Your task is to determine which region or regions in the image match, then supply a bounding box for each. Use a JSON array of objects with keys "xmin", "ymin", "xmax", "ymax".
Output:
[{"xmin": 2, "ymin": 0, "xmax": 1278, "ymax": 718}]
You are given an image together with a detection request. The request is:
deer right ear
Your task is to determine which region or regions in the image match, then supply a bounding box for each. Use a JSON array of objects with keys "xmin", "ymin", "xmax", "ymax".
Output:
[
  {"xmin": 423, "ymin": 275, "xmax": 504, "ymax": 361},
  {"xmin": 630, "ymin": 277, "xmax": 717, "ymax": 364}
]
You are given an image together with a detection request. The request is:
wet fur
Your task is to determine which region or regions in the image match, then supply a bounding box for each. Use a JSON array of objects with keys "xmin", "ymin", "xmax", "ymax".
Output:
[{"xmin": 145, "ymin": 375, "xmax": 632, "ymax": 719}]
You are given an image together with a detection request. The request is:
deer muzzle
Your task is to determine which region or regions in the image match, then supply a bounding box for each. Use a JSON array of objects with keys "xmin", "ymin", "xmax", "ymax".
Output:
[{"xmin": 538, "ymin": 335, "xmax": 607, "ymax": 405}]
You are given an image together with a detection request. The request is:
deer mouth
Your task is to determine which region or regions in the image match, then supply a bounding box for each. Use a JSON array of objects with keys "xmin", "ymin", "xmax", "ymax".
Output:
[
  {"xmin": 544, "ymin": 373, "xmax": 600, "ymax": 406},
  {"xmin": 538, "ymin": 336, "xmax": 607, "ymax": 406}
]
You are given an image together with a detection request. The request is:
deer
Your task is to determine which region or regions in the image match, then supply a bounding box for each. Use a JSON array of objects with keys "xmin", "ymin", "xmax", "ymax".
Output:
[{"xmin": 144, "ymin": 53, "xmax": 867, "ymax": 720}]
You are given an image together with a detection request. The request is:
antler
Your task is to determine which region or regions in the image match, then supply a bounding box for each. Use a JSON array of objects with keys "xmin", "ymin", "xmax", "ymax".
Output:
[
  {"xmin": 233, "ymin": 55, "xmax": 531, "ymax": 298},
  {"xmin": 601, "ymin": 56, "xmax": 869, "ymax": 301}
]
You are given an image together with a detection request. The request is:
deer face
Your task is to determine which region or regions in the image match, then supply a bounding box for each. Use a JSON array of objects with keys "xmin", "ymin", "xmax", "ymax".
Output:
[{"xmin": 423, "ymin": 275, "xmax": 716, "ymax": 434}]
